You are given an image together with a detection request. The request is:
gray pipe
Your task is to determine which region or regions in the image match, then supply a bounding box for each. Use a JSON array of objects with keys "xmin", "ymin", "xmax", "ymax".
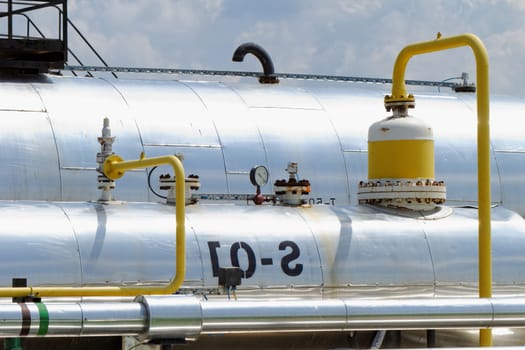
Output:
[
  {"xmin": 0, "ymin": 301, "xmax": 145, "ymax": 337},
  {"xmin": 3, "ymin": 296, "xmax": 525, "ymax": 339}
]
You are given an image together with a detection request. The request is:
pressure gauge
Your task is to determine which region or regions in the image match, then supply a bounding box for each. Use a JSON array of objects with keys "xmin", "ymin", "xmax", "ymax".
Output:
[{"xmin": 250, "ymin": 165, "xmax": 269, "ymax": 187}]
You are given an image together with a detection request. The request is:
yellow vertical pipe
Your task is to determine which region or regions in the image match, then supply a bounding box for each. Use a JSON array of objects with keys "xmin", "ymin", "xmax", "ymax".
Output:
[{"xmin": 388, "ymin": 33, "xmax": 491, "ymax": 346}]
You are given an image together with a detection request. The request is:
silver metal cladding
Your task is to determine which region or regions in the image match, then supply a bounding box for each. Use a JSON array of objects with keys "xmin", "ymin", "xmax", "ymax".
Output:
[
  {"xmin": 136, "ymin": 295, "xmax": 202, "ymax": 339},
  {"xmin": 200, "ymin": 298, "xmax": 347, "ymax": 333},
  {"xmin": 0, "ymin": 301, "xmax": 145, "ymax": 337},
  {"xmin": 0, "ymin": 201, "xmax": 524, "ymax": 298},
  {"xmin": 78, "ymin": 302, "xmax": 146, "ymax": 336},
  {"xmin": 0, "ymin": 297, "xmax": 523, "ymax": 339},
  {"xmin": 0, "ymin": 76, "xmax": 523, "ymax": 215},
  {"xmin": 491, "ymin": 298, "xmax": 525, "ymax": 327},
  {"xmin": 344, "ymin": 298, "xmax": 492, "ymax": 330}
]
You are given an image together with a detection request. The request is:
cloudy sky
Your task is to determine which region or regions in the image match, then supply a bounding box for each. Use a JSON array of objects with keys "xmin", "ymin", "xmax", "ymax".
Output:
[{"xmin": 21, "ymin": 0, "xmax": 525, "ymax": 96}]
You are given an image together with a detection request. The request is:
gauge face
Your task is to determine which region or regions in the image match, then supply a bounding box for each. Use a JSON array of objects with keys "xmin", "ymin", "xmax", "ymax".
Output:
[{"xmin": 250, "ymin": 166, "xmax": 269, "ymax": 187}]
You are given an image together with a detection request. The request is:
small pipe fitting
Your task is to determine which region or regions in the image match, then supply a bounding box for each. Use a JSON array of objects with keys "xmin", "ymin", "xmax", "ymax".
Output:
[{"xmin": 232, "ymin": 42, "xmax": 279, "ymax": 84}]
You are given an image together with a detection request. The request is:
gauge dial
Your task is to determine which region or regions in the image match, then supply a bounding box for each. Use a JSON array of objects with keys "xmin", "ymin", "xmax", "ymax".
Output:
[{"xmin": 250, "ymin": 165, "xmax": 269, "ymax": 187}]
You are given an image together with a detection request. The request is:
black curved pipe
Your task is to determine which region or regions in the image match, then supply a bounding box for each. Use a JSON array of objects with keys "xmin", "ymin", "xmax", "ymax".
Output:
[{"xmin": 232, "ymin": 42, "xmax": 279, "ymax": 84}]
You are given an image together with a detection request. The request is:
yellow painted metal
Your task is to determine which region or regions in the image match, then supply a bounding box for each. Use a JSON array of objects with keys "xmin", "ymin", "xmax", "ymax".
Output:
[
  {"xmin": 389, "ymin": 33, "xmax": 491, "ymax": 346},
  {"xmin": 368, "ymin": 139, "xmax": 434, "ymax": 179},
  {"xmin": 0, "ymin": 154, "xmax": 186, "ymax": 298}
]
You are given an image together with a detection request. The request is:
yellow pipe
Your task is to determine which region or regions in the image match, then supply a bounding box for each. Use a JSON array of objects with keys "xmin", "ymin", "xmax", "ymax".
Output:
[
  {"xmin": 0, "ymin": 154, "xmax": 185, "ymax": 297},
  {"xmin": 388, "ymin": 33, "xmax": 491, "ymax": 346}
]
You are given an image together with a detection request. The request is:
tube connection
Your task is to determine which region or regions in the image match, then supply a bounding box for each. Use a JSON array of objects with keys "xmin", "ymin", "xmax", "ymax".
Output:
[
  {"xmin": 232, "ymin": 42, "xmax": 279, "ymax": 84},
  {"xmin": 378, "ymin": 32, "xmax": 492, "ymax": 346},
  {"xmin": 96, "ymin": 117, "xmax": 116, "ymax": 201}
]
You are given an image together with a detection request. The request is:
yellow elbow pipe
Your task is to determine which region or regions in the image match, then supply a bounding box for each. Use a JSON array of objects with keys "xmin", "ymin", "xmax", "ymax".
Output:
[
  {"xmin": 389, "ymin": 33, "xmax": 491, "ymax": 346},
  {"xmin": 0, "ymin": 154, "xmax": 185, "ymax": 298}
]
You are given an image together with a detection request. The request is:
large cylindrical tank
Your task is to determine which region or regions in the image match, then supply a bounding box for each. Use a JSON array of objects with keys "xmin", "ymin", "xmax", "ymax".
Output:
[
  {"xmin": 0, "ymin": 200, "xmax": 524, "ymax": 299},
  {"xmin": 0, "ymin": 75, "xmax": 524, "ymax": 216}
]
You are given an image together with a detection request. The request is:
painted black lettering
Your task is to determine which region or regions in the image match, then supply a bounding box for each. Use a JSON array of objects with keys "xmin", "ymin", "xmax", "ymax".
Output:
[
  {"xmin": 230, "ymin": 242, "xmax": 256, "ymax": 279},
  {"xmin": 279, "ymin": 240, "xmax": 303, "ymax": 277},
  {"xmin": 260, "ymin": 257, "xmax": 273, "ymax": 265},
  {"xmin": 207, "ymin": 241, "xmax": 221, "ymax": 277}
]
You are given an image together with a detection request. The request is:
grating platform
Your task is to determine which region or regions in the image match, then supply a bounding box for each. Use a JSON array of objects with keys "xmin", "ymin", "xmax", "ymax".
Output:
[{"xmin": 0, "ymin": 38, "xmax": 65, "ymax": 72}]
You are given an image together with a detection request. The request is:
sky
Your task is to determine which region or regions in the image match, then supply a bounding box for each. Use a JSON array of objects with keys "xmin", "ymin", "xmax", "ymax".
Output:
[{"xmin": 15, "ymin": 0, "xmax": 525, "ymax": 96}]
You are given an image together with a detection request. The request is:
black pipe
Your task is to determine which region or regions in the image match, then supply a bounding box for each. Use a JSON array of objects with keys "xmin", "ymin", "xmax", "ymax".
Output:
[{"xmin": 232, "ymin": 42, "xmax": 279, "ymax": 84}]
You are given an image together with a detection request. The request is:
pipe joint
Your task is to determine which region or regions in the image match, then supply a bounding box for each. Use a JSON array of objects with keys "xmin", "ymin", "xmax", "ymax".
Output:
[
  {"xmin": 232, "ymin": 42, "xmax": 279, "ymax": 84},
  {"xmin": 102, "ymin": 154, "xmax": 125, "ymax": 180},
  {"xmin": 384, "ymin": 94, "xmax": 415, "ymax": 112},
  {"xmin": 137, "ymin": 295, "xmax": 202, "ymax": 340}
]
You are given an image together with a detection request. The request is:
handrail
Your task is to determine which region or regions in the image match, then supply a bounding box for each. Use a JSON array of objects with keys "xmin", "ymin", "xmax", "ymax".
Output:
[
  {"xmin": 0, "ymin": 153, "xmax": 186, "ymax": 297},
  {"xmin": 0, "ymin": 0, "xmax": 66, "ymax": 47},
  {"xmin": 62, "ymin": 65, "xmax": 462, "ymax": 89},
  {"xmin": 59, "ymin": 8, "xmax": 117, "ymax": 78},
  {"xmin": 0, "ymin": 0, "xmax": 113, "ymax": 77},
  {"xmin": 387, "ymin": 32, "xmax": 491, "ymax": 346}
]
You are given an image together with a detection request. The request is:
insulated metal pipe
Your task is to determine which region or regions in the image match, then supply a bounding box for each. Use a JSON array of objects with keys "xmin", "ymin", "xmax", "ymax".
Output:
[
  {"xmin": 3, "ymin": 297, "xmax": 525, "ymax": 339},
  {"xmin": 0, "ymin": 301, "xmax": 145, "ymax": 337},
  {"xmin": 143, "ymin": 296, "xmax": 525, "ymax": 335},
  {"xmin": 200, "ymin": 298, "xmax": 347, "ymax": 334}
]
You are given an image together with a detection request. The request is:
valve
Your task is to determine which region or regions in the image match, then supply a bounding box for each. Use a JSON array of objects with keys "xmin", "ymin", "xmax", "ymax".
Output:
[
  {"xmin": 158, "ymin": 154, "xmax": 200, "ymax": 205},
  {"xmin": 273, "ymin": 162, "xmax": 311, "ymax": 206},
  {"xmin": 96, "ymin": 117, "xmax": 116, "ymax": 201},
  {"xmin": 160, "ymin": 173, "xmax": 200, "ymax": 205}
]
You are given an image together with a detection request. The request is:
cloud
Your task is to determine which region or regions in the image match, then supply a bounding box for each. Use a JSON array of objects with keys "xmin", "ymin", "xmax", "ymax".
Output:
[
  {"xmin": 485, "ymin": 29, "xmax": 525, "ymax": 94},
  {"xmin": 61, "ymin": 0, "xmax": 525, "ymax": 96},
  {"xmin": 338, "ymin": 0, "xmax": 383, "ymax": 15},
  {"xmin": 68, "ymin": 0, "xmax": 227, "ymax": 67}
]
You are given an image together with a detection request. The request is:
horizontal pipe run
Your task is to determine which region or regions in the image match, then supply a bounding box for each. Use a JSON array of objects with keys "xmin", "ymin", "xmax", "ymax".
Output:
[
  {"xmin": 201, "ymin": 298, "xmax": 347, "ymax": 334},
  {"xmin": 0, "ymin": 301, "xmax": 146, "ymax": 337},
  {"xmin": 2, "ymin": 296, "xmax": 525, "ymax": 339},
  {"xmin": 0, "ymin": 154, "xmax": 185, "ymax": 298}
]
